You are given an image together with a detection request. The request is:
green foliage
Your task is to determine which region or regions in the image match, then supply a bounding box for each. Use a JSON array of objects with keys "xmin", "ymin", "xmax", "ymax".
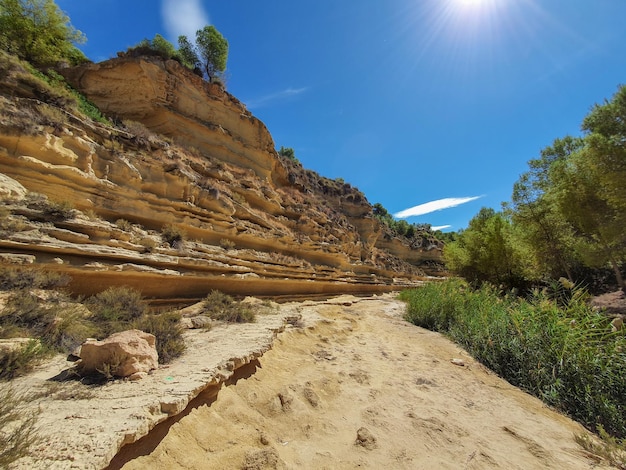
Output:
[
  {"xmin": 134, "ymin": 311, "xmax": 185, "ymax": 364},
  {"xmin": 401, "ymin": 280, "xmax": 626, "ymax": 439},
  {"xmin": 502, "ymin": 85, "xmax": 626, "ymax": 292},
  {"xmin": 0, "ymin": 386, "xmax": 39, "ymax": 465},
  {"xmin": 0, "ymin": 0, "xmax": 87, "ymax": 67},
  {"xmin": 86, "ymin": 286, "xmax": 146, "ymax": 336},
  {"xmin": 202, "ymin": 290, "xmax": 255, "ymax": 323},
  {"xmin": 177, "ymin": 35, "xmax": 200, "ymax": 71},
  {"xmin": 372, "ymin": 202, "xmax": 443, "ymax": 243},
  {"xmin": 278, "ymin": 146, "xmax": 300, "ymax": 165},
  {"xmin": 444, "ymin": 208, "xmax": 532, "ymax": 289},
  {"xmin": 195, "ymin": 25, "xmax": 228, "ymax": 81}
]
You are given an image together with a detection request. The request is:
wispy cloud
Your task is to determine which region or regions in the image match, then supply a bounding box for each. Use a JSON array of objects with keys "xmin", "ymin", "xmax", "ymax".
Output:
[
  {"xmin": 161, "ymin": 0, "xmax": 210, "ymax": 41},
  {"xmin": 245, "ymin": 87, "xmax": 309, "ymax": 110},
  {"xmin": 431, "ymin": 225, "xmax": 452, "ymax": 231},
  {"xmin": 394, "ymin": 196, "xmax": 482, "ymax": 219}
]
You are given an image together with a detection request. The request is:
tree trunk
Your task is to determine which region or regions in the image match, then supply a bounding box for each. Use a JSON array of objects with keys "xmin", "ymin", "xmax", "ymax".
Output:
[{"xmin": 609, "ymin": 257, "xmax": 626, "ymax": 293}]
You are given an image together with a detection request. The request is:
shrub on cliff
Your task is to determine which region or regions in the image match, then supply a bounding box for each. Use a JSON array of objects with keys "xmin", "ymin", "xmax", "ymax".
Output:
[{"xmin": 0, "ymin": 0, "xmax": 88, "ymax": 67}]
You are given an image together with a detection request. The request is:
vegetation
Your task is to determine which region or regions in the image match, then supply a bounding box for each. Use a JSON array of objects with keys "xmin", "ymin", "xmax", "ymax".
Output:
[
  {"xmin": 0, "ymin": 0, "xmax": 87, "ymax": 67},
  {"xmin": 446, "ymin": 84, "xmax": 626, "ymax": 293},
  {"xmin": 134, "ymin": 311, "xmax": 185, "ymax": 364},
  {"xmin": 401, "ymin": 279, "xmax": 626, "ymax": 439},
  {"xmin": 202, "ymin": 290, "xmax": 255, "ymax": 323},
  {"xmin": 129, "ymin": 26, "xmax": 229, "ymax": 83},
  {"xmin": 193, "ymin": 25, "xmax": 228, "ymax": 82},
  {"xmin": 278, "ymin": 146, "xmax": 300, "ymax": 165},
  {"xmin": 161, "ymin": 223, "xmax": 186, "ymax": 248},
  {"xmin": 372, "ymin": 202, "xmax": 444, "ymax": 245},
  {"xmin": 0, "ymin": 387, "xmax": 38, "ymax": 466}
]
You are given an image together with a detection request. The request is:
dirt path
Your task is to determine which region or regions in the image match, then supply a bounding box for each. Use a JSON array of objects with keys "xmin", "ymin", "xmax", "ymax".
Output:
[{"xmin": 121, "ymin": 295, "xmax": 608, "ymax": 470}]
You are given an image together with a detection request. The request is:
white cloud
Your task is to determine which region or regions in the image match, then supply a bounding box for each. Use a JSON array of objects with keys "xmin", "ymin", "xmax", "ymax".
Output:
[
  {"xmin": 394, "ymin": 196, "xmax": 482, "ymax": 219},
  {"xmin": 245, "ymin": 87, "xmax": 309, "ymax": 110},
  {"xmin": 431, "ymin": 225, "xmax": 452, "ymax": 231},
  {"xmin": 161, "ymin": 0, "xmax": 210, "ymax": 41}
]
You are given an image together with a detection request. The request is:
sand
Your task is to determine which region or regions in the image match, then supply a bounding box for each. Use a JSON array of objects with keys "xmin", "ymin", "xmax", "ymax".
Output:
[{"xmin": 118, "ymin": 295, "xmax": 609, "ymax": 470}]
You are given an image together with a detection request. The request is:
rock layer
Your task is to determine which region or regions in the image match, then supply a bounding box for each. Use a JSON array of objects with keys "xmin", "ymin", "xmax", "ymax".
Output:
[{"xmin": 0, "ymin": 55, "xmax": 443, "ymax": 299}]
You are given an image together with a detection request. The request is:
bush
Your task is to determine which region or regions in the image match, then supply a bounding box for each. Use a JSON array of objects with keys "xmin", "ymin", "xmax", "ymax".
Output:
[
  {"xmin": 0, "ymin": 290, "xmax": 93, "ymax": 353},
  {"xmin": 0, "ymin": 386, "xmax": 39, "ymax": 466},
  {"xmin": 202, "ymin": 290, "xmax": 255, "ymax": 323},
  {"xmin": 161, "ymin": 224, "xmax": 186, "ymax": 248},
  {"xmin": 401, "ymin": 279, "xmax": 626, "ymax": 439},
  {"xmin": 134, "ymin": 312, "xmax": 185, "ymax": 364},
  {"xmin": 0, "ymin": 340, "xmax": 47, "ymax": 380},
  {"xmin": 86, "ymin": 286, "xmax": 146, "ymax": 336},
  {"xmin": 0, "ymin": 267, "xmax": 69, "ymax": 290}
]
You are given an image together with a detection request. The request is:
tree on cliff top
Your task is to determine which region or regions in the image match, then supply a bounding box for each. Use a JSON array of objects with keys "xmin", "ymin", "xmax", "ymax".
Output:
[
  {"xmin": 178, "ymin": 25, "xmax": 228, "ymax": 82},
  {"xmin": 0, "ymin": 0, "xmax": 87, "ymax": 67}
]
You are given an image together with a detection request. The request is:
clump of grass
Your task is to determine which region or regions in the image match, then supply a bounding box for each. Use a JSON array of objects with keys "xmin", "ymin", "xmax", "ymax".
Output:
[
  {"xmin": 219, "ymin": 238, "xmax": 235, "ymax": 250},
  {"xmin": 161, "ymin": 224, "xmax": 186, "ymax": 248},
  {"xmin": 115, "ymin": 219, "xmax": 133, "ymax": 232},
  {"xmin": 202, "ymin": 290, "xmax": 255, "ymax": 323},
  {"xmin": 400, "ymin": 279, "xmax": 626, "ymax": 439},
  {"xmin": 134, "ymin": 311, "xmax": 185, "ymax": 363},
  {"xmin": 575, "ymin": 425, "xmax": 626, "ymax": 469},
  {"xmin": 42, "ymin": 199, "xmax": 75, "ymax": 221},
  {"xmin": 0, "ymin": 340, "xmax": 47, "ymax": 380},
  {"xmin": 0, "ymin": 386, "xmax": 39, "ymax": 466}
]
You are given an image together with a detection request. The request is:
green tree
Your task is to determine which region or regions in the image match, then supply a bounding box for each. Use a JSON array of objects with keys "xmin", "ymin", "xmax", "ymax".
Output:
[
  {"xmin": 278, "ymin": 146, "xmax": 297, "ymax": 162},
  {"xmin": 444, "ymin": 208, "xmax": 530, "ymax": 288},
  {"xmin": 509, "ymin": 137, "xmax": 583, "ymax": 282},
  {"xmin": 177, "ymin": 34, "xmax": 200, "ymax": 70},
  {"xmin": 150, "ymin": 33, "xmax": 177, "ymax": 58},
  {"xmin": 195, "ymin": 25, "xmax": 228, "ymax": 81},
  {"xmin": 0, "ymin": 0, "xmax": 86, "ymax": 67}
]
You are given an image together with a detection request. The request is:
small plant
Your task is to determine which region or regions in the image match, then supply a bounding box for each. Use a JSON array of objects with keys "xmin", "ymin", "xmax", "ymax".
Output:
[
  {"xmin": 42, "ymin": 199, "xmax": 75, "ymax": 221},
  {"xmin": 135, "ymin": 312, "xmax": 185, "ymax": 363},
  {"xmin": 202, "ymin": 290, "xmax": 255, "ymax": 323},
  {"xmin": 0, "ymin": 340, "xmax": 47, "ymax": 380},
  {"xmin": 138, "ymin": 237, "xmax": 158, "ymax": 253},
  {"xmin": 575, "ymin": 426, "xmax": 626, "ymax": 469},
  {"xmin": 219, "ymin": 238, "xmax": 235, "ymax": 250},
  {"xmin": 95, "ymin": 352, "xmax": 123, "ymax": 380},
  {"xmin": 0, "ymin": 386, "xmax": 39, "ymax": 467},
  {"xmin": 115, "ymin": 219, "xmax": 133, "ymax": 232},
  {"xmin": 161, "ymin": 223, "xmax": 186, "ymax": 248}
]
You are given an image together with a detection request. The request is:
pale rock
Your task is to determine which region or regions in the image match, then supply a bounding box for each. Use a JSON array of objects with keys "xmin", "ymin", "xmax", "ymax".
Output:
[{"xmin": 78, "ymin": 329, "xmax": 158, "ymax": 377}]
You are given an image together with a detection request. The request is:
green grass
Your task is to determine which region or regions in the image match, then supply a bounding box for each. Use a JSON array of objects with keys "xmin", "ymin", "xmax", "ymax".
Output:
[{"xmin": 400, "ymin": 279, "xmax": 626, "ymax": 439}]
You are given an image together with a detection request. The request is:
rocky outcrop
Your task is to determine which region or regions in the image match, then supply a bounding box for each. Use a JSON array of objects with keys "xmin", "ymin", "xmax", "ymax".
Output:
[
  {"xmin": 78, "ymin": 330, "xmax": 158, "ymax": 378},
  {"xmin": 0, "ymin": 54, "xmax": 443, "ymax": 300}
]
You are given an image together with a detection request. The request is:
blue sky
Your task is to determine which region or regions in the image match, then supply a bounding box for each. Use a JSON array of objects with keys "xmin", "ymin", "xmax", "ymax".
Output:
[{"xmin": 57, "ymin": 0, "xmax": 626, "ymax": 231}]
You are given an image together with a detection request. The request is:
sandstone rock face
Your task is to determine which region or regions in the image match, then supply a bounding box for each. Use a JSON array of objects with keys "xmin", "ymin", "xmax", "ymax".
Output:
[
  {"xmin": 0, "ymin": 55, "xmax": 443, "ymax": 300},
  {"xmin": 78, "ymin": 329, "xmax": 158, "ymax": 378}
]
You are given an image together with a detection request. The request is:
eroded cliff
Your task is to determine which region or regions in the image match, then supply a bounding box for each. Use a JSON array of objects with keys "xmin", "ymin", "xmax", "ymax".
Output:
[{"xmin": 0, "ymin": 54, "xmax": 442, "ymax": 299}]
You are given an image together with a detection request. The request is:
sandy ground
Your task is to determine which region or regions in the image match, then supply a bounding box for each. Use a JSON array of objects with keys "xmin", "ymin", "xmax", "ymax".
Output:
[{"xmin": 119, "ymin": 295, "xmax": 610, "ymax": 470}]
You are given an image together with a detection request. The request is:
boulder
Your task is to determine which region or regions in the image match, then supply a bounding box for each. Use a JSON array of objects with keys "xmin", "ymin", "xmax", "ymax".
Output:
[{"xmin": 78, "ymin": 329, "xmax": 158, "ymax": 377}]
